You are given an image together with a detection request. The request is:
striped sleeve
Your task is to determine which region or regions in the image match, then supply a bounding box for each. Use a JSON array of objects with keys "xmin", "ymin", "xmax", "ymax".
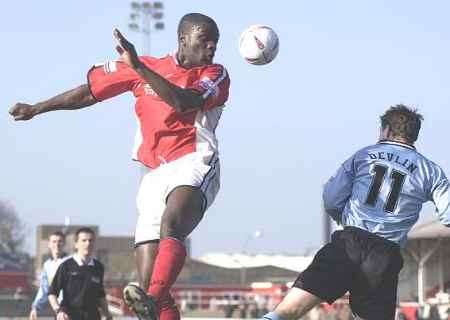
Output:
[
  {"xmin": 191, "ymin": 64, "xmax": 230, "ymax": 111},
  {"xmin": 87, "ymin": 60, "xmax": 139, "ymax": 101},
  {"xmin": 430, "ymin": 165, "xmax": 450, "ymax": 227},
  {"xmin": 323, "ymin": 154, "xmax": 356, "ymax": 217}
]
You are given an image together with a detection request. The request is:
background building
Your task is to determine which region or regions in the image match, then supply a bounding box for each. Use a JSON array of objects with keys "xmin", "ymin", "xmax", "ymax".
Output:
[
  {"xmin": 27, "ymin": 221, "xmax": 450, "ymax": 317},
  {"xmin": 399, "ymin": 220, "xmax": 450, "ymax": 303}
]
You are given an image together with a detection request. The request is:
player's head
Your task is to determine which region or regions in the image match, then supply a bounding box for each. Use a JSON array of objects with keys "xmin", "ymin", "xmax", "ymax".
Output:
[
  {"xmin": 177, "ymin": 13, "xmax": 219, "ymax": 68},
  {"xmin": 379, "ymin": 104, "xmax": 423, "ymax": 145},
  {"xmin": 74, "ymin": 227, "xmax": 96, "ymax": 257},
  {"xmin": 48, "ymin": 231, "xmax": 65, "ymax": 258}
]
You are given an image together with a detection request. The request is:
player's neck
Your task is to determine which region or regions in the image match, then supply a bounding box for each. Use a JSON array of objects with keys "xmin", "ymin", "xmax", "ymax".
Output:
[
  {"xmin": 51, "ymin": 252, "xmax": 63, "ymax": 260},
  {"xmin": 176, "ymin": 51, "xmax": 195, "ymax": 69},
  {"xmin": 75, "ymin": 252, "xmax": 92, "ymax": 263}
]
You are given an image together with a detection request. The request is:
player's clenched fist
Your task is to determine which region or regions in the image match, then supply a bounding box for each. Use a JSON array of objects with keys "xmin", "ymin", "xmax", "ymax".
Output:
[{"xmin": 9, "ymin": 103, "xmax": 37, "ymax": 121}]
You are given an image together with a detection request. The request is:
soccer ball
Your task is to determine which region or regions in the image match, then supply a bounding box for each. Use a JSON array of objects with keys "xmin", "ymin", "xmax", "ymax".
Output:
[{"xmin": 239, "ymin": 25, "xmax": 279, "ymax": 65}]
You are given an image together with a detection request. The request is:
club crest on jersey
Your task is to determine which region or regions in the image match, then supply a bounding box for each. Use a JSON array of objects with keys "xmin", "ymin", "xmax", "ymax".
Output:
[
  {"xmin": 91, "ymin": 276, "xmax": 101, "ymax": 283},
  {"xmin": 143, "ymin": 84, "xmax": 157, "ymax": 96},
  {"xmin": 199, "ymin": 77, "xmax": 219, "ymax": 97}
]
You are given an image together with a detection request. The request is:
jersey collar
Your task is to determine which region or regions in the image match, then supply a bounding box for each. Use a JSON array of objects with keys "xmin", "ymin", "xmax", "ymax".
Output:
[
  {"xmin": 51, "ymin": 253, "xmax": 67, "ymax": 262},
  {"xmin": 378, "ymin": 140, "xmax": 416, "ymax": 150},
  {"xmin": 73, "ymin": 254, "xmax": 95, "ymax": 266},
  {"xmin": 170, "ymin": 51, "xmax": 193, "ymax": 71},
  {"xmin": 171, "ymin": 51, "xmax": 179, "ymax": 65}
]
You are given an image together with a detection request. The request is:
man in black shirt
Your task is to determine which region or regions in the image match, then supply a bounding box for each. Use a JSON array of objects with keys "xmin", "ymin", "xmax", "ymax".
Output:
[{"xmin": 48, "ymin": 227, "xmax": 113, "ymax": 320}]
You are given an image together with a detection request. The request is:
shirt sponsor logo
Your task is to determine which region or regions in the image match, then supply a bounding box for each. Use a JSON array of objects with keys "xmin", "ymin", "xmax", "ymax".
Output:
[{"xmin": 91, "ymin": 276, "xmax": 101, "ymax": 283}]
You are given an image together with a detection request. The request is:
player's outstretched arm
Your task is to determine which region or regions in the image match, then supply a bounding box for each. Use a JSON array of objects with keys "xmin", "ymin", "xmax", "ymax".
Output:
[
  {"xmin": 431, "ymin": 170, "xmax": 450, "ymax": 227},
  {"xmin": 113, "ymin": 28, "xmax": 204, "ymax": 113},
  {"xmin": 9, "ymin": 84, "xmax": 97, "ymax": 121},
  {"xmin": 323, "ymin": 156, "xmax": 355, "ymax": 224}
]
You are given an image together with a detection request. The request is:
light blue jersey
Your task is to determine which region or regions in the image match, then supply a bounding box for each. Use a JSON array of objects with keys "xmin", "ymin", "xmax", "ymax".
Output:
[
  {"xmin": 323, "ymin": 140, "xmax": 450, "ymax": 246},
  {"xmin": 31, "ymin": 255, "xmax": 68, "ymax": 311}
]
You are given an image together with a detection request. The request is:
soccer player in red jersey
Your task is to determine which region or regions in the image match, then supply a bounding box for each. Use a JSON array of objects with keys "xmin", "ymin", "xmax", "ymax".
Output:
[{"xmin": 10, "ymin": 13, "xmax": 230, "ymax": 320}]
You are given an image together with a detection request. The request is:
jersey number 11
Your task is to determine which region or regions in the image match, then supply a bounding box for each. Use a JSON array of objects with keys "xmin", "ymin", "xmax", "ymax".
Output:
[{"xmin": 365, "ymin": 164, "xmax": 406, "ymax": 213}]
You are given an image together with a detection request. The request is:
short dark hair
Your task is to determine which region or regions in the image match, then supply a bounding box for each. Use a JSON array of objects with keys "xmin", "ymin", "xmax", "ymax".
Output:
[
  {"xmin": 380, "ymin": 104, "xmax": 424, "ymax": 143},
  {"xmin": 75, "ymin": 227, "xmax": 95, "ymax": 241},
  {"xmin": 49, "ymin": 231, "xmax": 65, "ymax": 239},
  {"xmin": 177, "ymin": 13, "xmax": 218, "ymax": 37}
]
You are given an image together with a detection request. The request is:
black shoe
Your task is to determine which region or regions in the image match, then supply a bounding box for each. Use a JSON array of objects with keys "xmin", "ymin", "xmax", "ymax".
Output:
[{"xmin": 123, "ymin": 284, "xmax": 159, "ymax": 320}]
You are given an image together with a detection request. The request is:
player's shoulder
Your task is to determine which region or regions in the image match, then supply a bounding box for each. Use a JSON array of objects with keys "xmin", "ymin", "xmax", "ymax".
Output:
[
  {"xmin": 139, "ymin": 54, "xmax": 167, "ymax": 64},
  {"xmin": 92, "ymin": 257, "xmax": 105, "ymax": 269},
  {"xmin": 352, "ymin": 144, "xmax": 378, "ymax": 158},
  {"xmin": 204, "ymin": 63, "xmax": 228, "ymax": 73},
  {"xmin": 60, "ymin": 254, "xmax": 70, "ymax": 263},
  {"xmin": 415, "ymin": 150, "xmax": 446, "ymax": 172},
  {"xmin": 54, "ymin": 256, "xmax": 74, "ymax": 271},
  {"xmin": 42, "ymin": 258, "xmax": 52, "ymax": 268},
  {"xmin": 60, "ymin": 256, "xmax": 75, "ymax": 265}
]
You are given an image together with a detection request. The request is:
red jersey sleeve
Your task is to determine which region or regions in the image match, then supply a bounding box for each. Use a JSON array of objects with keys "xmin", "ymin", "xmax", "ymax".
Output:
[
  {"xmin": 87, "ymin": 60, "xmax": 139, "ymax": 101},
  {"xmin": 191, "ymin": 64, "xmax": 230, "ymax": 111}
]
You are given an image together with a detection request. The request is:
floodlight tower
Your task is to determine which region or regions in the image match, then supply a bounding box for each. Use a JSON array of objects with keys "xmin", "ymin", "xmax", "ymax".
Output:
[{"xmin": 129, "ymin": 1, "xmax": 165, "ymax": 55}]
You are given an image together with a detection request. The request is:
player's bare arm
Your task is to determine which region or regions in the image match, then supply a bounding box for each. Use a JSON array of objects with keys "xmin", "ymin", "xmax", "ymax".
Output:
[
  {"xmin": 9, "ymin": 84, "xmax": 96, "ymax": 121},
  {"xmin": 113, "ymin": 28, "xmax": 204, "ymax": 113}
]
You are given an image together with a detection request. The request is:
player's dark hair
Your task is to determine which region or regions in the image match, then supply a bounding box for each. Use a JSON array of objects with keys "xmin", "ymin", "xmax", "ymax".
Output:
[
  {"xmin": 177, "ymin": 13, "xmax": 218, "ymax": 37},
  {"xmin": 380, "ymin": 104, "xmax": 423, "ymax": 143},
  {"xmin": 75, "ymin": 227, "xmax": 95, "ymax": 241},
  {"xmin": 50, "ymin": 231, "xmax": 65, "ymax": 239}
]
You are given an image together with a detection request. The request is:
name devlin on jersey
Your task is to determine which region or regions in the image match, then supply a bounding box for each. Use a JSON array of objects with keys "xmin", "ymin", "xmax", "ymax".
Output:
[{"xmin": 368, "ymin": 152, "xmax": 418, "ymax": 173}]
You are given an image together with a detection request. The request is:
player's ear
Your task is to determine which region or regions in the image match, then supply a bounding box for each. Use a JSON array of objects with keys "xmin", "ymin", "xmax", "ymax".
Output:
[
  {"xmin": 380, "ymin": 125, "xmax": 390, "ymax": 140},
  {"xmin": 179, "ymin": 34, "xmax": 187, "ymax": 47}
]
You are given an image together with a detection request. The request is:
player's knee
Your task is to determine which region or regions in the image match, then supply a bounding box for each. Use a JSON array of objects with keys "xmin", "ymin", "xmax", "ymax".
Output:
[
  {"xmin": 275, "ymin": 289, "xmax": 319, "ymax": 320},
  {"xmin": 275, "ymin": 304, "xmax": 305, "ymax": 320}
]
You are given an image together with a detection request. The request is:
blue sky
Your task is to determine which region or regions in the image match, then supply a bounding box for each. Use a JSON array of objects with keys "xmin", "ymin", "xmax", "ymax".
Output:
[{"xmin": 2, "ymin": 1, "xmax": 450, "ymax": 257}]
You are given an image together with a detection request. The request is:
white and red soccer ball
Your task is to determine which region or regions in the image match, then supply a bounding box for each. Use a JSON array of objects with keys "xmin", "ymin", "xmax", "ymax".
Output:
[{"xmin": 239, "ymin": 25, "xmax": 279, "ymax": 65}]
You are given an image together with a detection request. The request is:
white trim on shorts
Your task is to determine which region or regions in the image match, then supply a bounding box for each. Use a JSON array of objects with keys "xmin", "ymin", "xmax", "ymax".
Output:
[{"xmin": 134, "ymin": 152, "xmax": 220, "ymax": 244}]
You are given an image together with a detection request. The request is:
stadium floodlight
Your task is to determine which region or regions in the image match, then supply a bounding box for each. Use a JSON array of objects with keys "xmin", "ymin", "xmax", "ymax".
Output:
[
  {"xmin": 142, "ymin": 1, "xmax": 151, "ymax": 9},
  {"xmin": 131, "ymin": 1, "xmax": 141, "ymax": 10},
  {"xmin": 154, "ymin": 22, "xmax": 164, "ymax": 30},
  {"xmin": 152, "ymin": 12, "xmax": 163, "ymax": 20},
  {"xmin": 130, "ymin": 13, "xmax": 140, "ymax": 20},
  {"xmin": 128, "ymin": 23, "xmax": 140, "ymax": 31},
  {"xmin": 153, "ymin": 1, "xmax": 163, "ymax": 9},
  {"xmin": 128, "ymin": 1, "xmax": 165, "ymax": 54}
]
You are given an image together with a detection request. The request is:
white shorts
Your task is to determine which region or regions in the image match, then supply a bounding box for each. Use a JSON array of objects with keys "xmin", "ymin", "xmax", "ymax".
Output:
[{"xmin": 134, "ymin": 152, "xmax": 220, "ymax": 244}]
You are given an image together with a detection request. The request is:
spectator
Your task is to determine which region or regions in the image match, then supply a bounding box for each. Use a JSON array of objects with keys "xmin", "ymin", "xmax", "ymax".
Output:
[{"xmin": 29, "ymin": 231, "xmax": 67, "ymax": 320}]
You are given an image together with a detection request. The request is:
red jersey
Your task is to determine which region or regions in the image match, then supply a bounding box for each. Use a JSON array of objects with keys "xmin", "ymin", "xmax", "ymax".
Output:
[{"xmin": 87, "ymin": 54, "xmax": 230, "ymax": 169}]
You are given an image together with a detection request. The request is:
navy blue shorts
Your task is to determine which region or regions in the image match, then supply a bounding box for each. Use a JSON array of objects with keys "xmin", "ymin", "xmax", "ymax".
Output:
[{"xmin": 294, "ymin": 227, "xmax": 403, "ymax": 320}]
